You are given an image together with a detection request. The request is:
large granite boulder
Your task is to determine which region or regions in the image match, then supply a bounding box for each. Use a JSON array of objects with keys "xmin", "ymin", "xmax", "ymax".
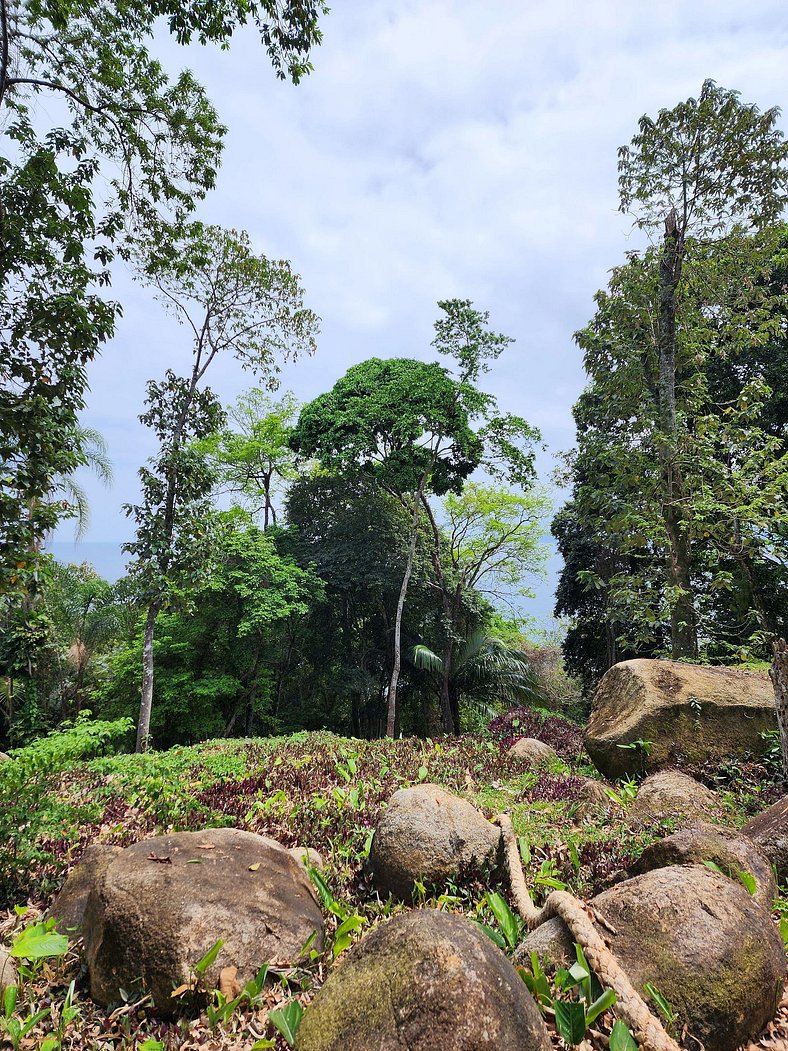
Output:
[
  {"xmin": 83, "ymin": 828, "xmax": 324, "ymax": 1015},
  {"xmin": 516, "ymin": 865, "xmax": 785, "ymax": 1051},
  {"xmin": 296, "ymin": 909, "xmax": 550, "ymax": 1051},
  {"xmin": 586, "ymin": 659, "xmax": 775, "ymax": 778},
  {"xmin": 48, "ymin": 844, "xmax": 123, "ymax": 935},
  {"xmin": 628, "ymin": 770, "xmax": 725, "ymax": 828},
  {"xmin": 507, "ymin": 738, "xmax": 558, "ymax": 764},
  {"xmin": 743, "ymin": 795, "xmax": 788, "ymax": 884},
  {"xmin": 632, "ymin": 821, "xmax": 776, "ymax": 911},
  {"xmin": 367, "ymin": 784, "xmax": 501, "ymax": 900}
]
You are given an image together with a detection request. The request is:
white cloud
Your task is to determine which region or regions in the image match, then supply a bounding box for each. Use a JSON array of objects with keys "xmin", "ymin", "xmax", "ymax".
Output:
[{"xmin": 56, "ymin": 0, "xmax": 788, "ymax": 562}]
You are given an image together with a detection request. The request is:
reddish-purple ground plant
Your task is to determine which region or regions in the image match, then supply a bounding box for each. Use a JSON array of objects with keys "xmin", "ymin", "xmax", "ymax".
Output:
[{"xmin": 488, "ymin": 705, "xmax": 585, "ymax": 758}]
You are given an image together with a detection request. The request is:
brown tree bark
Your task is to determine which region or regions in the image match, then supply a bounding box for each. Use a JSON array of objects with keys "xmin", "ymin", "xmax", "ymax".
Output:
[
  {"xmin": 658, "ymin": 208, "xmax": 698, "ymax": 659},
  {"xmin": 770, "ymin": 638, "xmax": 788, "ymax": 777}
]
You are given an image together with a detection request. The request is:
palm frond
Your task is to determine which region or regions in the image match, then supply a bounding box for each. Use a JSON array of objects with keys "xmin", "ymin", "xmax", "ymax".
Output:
[{"xmin": 410, "ymin": 644, "xmax": 444, "ymax": 674}]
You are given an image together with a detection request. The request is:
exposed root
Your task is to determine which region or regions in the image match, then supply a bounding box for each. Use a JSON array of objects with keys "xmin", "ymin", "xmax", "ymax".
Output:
[{"xmin": 495, "ymin": 812, "xmax": 682, "ymax": 1051}]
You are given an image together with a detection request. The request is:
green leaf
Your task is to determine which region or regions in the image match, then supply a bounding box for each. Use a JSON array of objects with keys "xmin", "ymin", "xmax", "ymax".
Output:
[
  {"xmin": 644, "ymin": 982, "xmax": 676, "ymax": 1024},
  {"xmin": 586, "ymin": 987, "xmax": 617, "ymax": 1025},
  {"xmin": 736, "ymin": 869, "xmax": 757, "ymax": 896},
  {"xmin": 194, "ymin": 938, "xmax": 224, "ymax": 975},
  {"xmin": 554, "ymin": 999, "xmax": 587, "ymax": 1045},
  {"xmin": 609, "ymin": 1019, "xmax": 639, "ymax": 1051},
  {"xmin": 269, "ymin": 1000, "xmax": 304, "ymax": 1046},
  {"xmin": 780, "ymin": 915, "xmax": 788, "ymax": 948},
  {"xmin": 487, "ymin": 891, "xmax": 521, "ymax": 950},
  {"xmin": 10, "ymin": 923, "xmax": 68, "ymax": 960},
  {"xmin": 702, "ymin": 860, "xmax": 726, "ymax": 875},
  {"xmin": 475, "ymin": 921, "xmax": 506, "ymax": 951}
]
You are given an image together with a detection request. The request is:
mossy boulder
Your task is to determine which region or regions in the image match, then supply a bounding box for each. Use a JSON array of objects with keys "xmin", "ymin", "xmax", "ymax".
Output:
[
  {"xmin": 296, "ymin": 909, "xmax": 550, "ymax": 1051},
  {"xmin": 48, "ymin": 844, "xmax": 123, "ymax": 935},
  {"xmin": 743, "ymin": 795, "xmax": 788, "ymax": 885},
  {"xmin": 83, "ymin": 828, "xmax": 324, "ymax": 1016},
  {"xmin": 516, "ymin": 865, "xmax": 785, "ymax": 1051},
  {"xmin": 367, "ymin": 784, "xmax": 502, "ymax": 900},
  {"xmin": 628, "ymin": 770, "xmax": 725, "ymax": 828},
  {"xmin": 586, "ymin": 659, "xmax": 775, "ymax": 778},
  {"xmin": 507, "ymin": 738, "xmax": 558, "ymax": 764},
  {"xmin": 632, "ymin": 821, "xmax": 776, "ymax": 910}
]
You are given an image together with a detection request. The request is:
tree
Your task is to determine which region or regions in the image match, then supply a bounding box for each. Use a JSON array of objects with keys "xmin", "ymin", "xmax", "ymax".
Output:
[
  {"xmin": 418, "ymin": 482, "xmax": 549, "ymax": 732},
  {"xmin": 202, "ymin": 389, "xmax": 300, "ymax": 528},
  {"xmin": 617, "ymin": 80, "xmax": 788, "ymax": 656},
  {"xmin": 0, "ymin": 0, "xmax": 325, "ymax": 594},
  {"xmin": 412, "ymin": 630, "xmax": 542, "ymax": 727},
  {"xmin": 124, "ymin": 223, "xmax": 318, "ymax": 751},
  {"xmin": 291, "ymin": 357, "xmax": 485, "ymax": 736}
]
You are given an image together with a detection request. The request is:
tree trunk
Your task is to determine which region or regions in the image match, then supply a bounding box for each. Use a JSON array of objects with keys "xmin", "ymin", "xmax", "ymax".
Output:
[
  {"xmin": 387, "ymin": 484, "xmax": 423, "ymax": 737},
  {"xmin": 770, "ymin": 639, "xmax": 788, "ymax": 777},
  {"xmin": 136, "ymin": 599, "xmax": 160, "ymax": 752},
  {"xmin": 658, "ymin": 208, "xmax": 697, "ymax": 659}
]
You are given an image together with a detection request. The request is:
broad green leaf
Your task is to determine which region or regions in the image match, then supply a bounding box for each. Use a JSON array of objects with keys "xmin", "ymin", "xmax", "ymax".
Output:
[
  {"xmin": 475, "ymin": 921, "xmax": 507, "ymax": 951},
  {"xmin": 553, "ymin": 999, "xmax": 587, "ymax": 1045},
  {"xmin": 487, "ymin": 891, "xmax": 521, "ymax": 950},
  {"xmin": 736, "ymin": 869, "xmax": 757, "ymax": 896},
  {"xmin": 269, "ymin": 1000, "xmax": 304, "ymax": 1046},
  {"xmin": 702, "ymin": 860, "xmax": 726, "ymax": 875},
  {"xmin": 586, "ymin": 987, "xmax": 617, "ymax": 1025},
  {"xmin": 10, "ymin": 923, "xmax": 68, "ymax": 960},
  {"xmin": 609, "ymin": 1019, "xmax": 639, "ymax": 1051}
]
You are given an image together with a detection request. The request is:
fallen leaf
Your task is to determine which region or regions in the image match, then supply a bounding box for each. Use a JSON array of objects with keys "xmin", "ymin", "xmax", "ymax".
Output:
[
  {"xmin": 196, "ymin": 843, "xmax": 216, "ymax": 850},
  {"xmin": 147, "ymin": 854, "xmax": 172, "ymax": 864},
  {"xmin": 248, "ymin": 862, "xmax": 261, "ymax": 871},
  {"xmin": 170, "ymin": 983, "xmax": 190, "ymax": 998},
  {"xmin": 219, "ymin": 965, "xmax": 240, "ymax": 999}
]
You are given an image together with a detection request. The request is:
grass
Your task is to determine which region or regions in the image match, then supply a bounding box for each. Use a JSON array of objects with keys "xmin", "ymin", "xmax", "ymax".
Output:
[{"xmin": 0, "ymin": 715, "xmax": 786, "ymax": 1050}]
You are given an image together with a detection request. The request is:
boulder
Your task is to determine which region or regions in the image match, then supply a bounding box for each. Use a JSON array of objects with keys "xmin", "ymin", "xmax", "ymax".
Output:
[
  {"xmin": 83, "ymin": 828, "xmax": 324, "ymax": 1015},
  {"xmin": 516, "ymin": 865, "xmax": 785, "ymax": 1051},
  {"xmin": 628, "ymin": 770, "xmax": 725, "ymax": 827},
  {"xmin": 289, "ymin": 846, "xmax": 324, "ymax": 871},
  {"xmin": 743, "ymin": 795, "xmax": 788, "ymax": 884},
  {"xmin": 296, "ymin": 909, "xmax": 550, "ymax": 1051},
  {"xmin": 0, "ymin": 949, "xmax": 16, "ymax": 993},
  {"xmin": 48, "ymin": 844, "xmax": 123, "ymax": 935},
  {"xmin": 507, "ymin": 738, "xmax": 557, "ymax": 764},
  {"xmin": 586, "ymin": 659, "xmax": 775, "ymax": 778},
  {"xmin": 0, "ymin": 752, "xmax": 10, "ymax": 762},
  {"xmin": 367, "ymin": 784, "xmax": 501, "ymax": 900},
  {"xmin": 632, "ymin": 822, "xmax": 776, "ymax": 911}
]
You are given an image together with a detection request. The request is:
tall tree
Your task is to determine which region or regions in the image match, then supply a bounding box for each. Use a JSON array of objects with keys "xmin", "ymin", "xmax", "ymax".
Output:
[
  {"xmin": 124, "ymin": 223, "xmax": 318, "ymax": 751},
  {"xmin": 291, "ymin": 357, "xmax": 485, "ymax": 736},
  {"xmin": 203, "ymin": 389, "xmax": 300, "ymax": 528},
  {"xmin": 617, "ymin": 80, "xmax": 788, "ymax": 656},
  {"xmin": 0, "ymin": 0, "xmax": 324, "ymax": 594},
  {"xmin": 418, "ymin": 482, "xmax": 549, "ymax": 732}
]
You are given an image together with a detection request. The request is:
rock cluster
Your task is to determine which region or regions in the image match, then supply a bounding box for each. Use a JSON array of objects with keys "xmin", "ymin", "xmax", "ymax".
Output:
[{"xmin": 517, "ymin": 864, "xmax": 785, "ymax": 1051}]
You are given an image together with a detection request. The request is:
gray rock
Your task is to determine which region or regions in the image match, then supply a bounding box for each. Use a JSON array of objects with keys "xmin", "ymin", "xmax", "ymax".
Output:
[
  {"xmin": 632, "ymin": 821, "xmax": 776, "ymax": 911},
  {"xmin": 289, "ymin": 846, "xmax": 324, "ymax": 871},
  {"xmin": 0, "ymin": 752, "xmax": 10, "ymax": 762},
  {"xmin": 296, "ymin": 909, "xmax": 550, "ymax": 1051},
  {"xmin": 517, "ymin": 865, "xmax": 785, "ymax": 1051},
  {"xmin": 83, "ymin": 828, "xmax": 324, "ymax": 1015},
  {"xmin": 743, "ymin": 795, "xmax": 788, "ymax": 885},
  {"xmin": 367, "ymin": 784, "xmax": 501, "ymax": 900},
  {"xmin": 48, "ymin": 844, "xmax": 123, "ymax": 935},
  {"xmin": 586, "ymin": 659, "xmax": 775, "ymax": 778},
  {"xmin": 507, "ymin": 738, "xmax": 558, "ymax": 764},
  {"xmin": 628, "ymin": 770, "xmax": 724, "ymax": 827},
  {"xmin": 0, "ymin": 949, "xmax": 16, "ymax": 993}
]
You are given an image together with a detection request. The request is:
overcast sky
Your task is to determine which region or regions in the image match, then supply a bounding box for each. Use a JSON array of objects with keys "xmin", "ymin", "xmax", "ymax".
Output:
[{"xmin": 51, "ymin": 0, "xmax": 788, "ymax": 617}]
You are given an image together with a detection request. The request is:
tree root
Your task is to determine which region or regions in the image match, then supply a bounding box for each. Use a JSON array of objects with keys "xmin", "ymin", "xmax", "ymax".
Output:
[{"xmin": 495, "ymin": 813, "xmax": 681, "ymax": 1051}]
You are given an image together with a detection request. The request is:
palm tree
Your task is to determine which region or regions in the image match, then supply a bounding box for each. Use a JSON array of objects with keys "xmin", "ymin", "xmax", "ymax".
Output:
[
  {"xmin": 56, "ymin": 425, "xmax": 113, "ymax": 539},
  {"xmin": 411, "ymin": 630, "xmax": 543, "ymax": 734}
]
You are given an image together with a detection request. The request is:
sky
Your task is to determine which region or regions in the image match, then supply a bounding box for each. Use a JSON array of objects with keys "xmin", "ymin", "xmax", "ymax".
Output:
[{"xmin": 50, "ymin": 0, "xmax": 788, "ymax": 624}]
